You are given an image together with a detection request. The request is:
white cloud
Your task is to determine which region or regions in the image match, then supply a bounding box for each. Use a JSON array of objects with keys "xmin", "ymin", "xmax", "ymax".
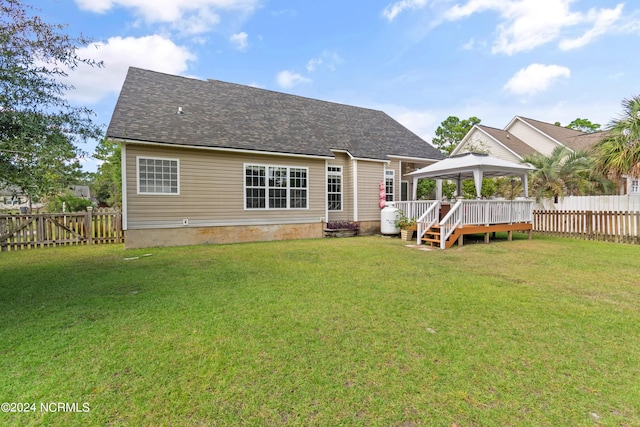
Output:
[
  {"xmin": 306, "ymin": 58, "xmax": 322, "ymax": 72},
  {"xmin": 504, "ymin": 63, "xmax": 570, "ymax": 96},
  {"xmin": 172, "ymin": 7, "xmax": 221, "ymax": 35},
  {"xmin": 61, "ymin": 35, "xmax": 196, "ymax": 104},
  {"xmin": 559, "ymin": 4, "xmax": 624, "ymax": 50},
  {"xmin": 461, "ymin": 38, "xmax": 475, "ymax": 50},
  {"xmin": 371, "ymin": 104, "xmax": 438, "ymax": 142},
  {"xmin": 230, "ymin": 32, "xmax": 248, "ymax": 50},
  {"xmin": 392, "ymin": 109, "xmax": 439, "ymax": 142},
  {"xmin": 306, "ymin": 50, "xmax": 343, "ymax": 72},
  {"xmin": 382, "ymin": 0, "xmax": 428, "ymax": 21},
  {"xmin": 74, "ymin": 0, "xmax": 258, "ymax": 34},
  {"xmin": 444, "ymin": 0, "xmax": 623, "ymax": 55},
  {"xmin": 276, "ymin": 70, "xmax": 311, "ymax": 89}
]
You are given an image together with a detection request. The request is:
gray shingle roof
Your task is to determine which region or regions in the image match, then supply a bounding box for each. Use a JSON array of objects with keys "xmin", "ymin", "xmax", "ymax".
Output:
[{"xmin": 106, "ymin": 67, "xmax": 445, "ymax": 161}]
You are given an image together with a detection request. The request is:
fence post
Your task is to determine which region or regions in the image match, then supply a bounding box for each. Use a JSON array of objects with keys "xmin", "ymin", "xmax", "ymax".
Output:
[
  {"xmin": 85, "ymin": 207, "xmax": 93, "ymax": 245},
  {"xmin": 116, "ymin": 208, "xmax": 122, "ymax": 244},
  {"xmin": 0, "ymin": 217, "xmax": 6, "ymax": 251}
]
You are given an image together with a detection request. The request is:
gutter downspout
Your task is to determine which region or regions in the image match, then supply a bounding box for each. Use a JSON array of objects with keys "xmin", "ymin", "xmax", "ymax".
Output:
[
  {"xmin": 324, "ymin": 159, "xmax": 329, "ymax": 225},
  {"xmin": 353, "ymin": 158, "xmax": 358, "ymax": 221},
  {"xmin": 121, "ymin": 144, "xmax": 127, "ymax": 231}
]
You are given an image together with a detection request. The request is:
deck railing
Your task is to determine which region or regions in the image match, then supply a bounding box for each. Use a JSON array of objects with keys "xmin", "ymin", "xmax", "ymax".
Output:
[
  {"xmin": 394, "ymin": 200, "xmax": 438, "ymax": 220},
  {"xmin": 398, "ymin": 199, "xmax": 534, "ymax": 248},
  {"xmin": 460, "ymin": 200, "xmax": 534, "ymax": 225},
  {"xmin": 416, "ymin": 201, "xmax": 440, "ymax": 245},
  {"xmin": 439, "ymin": 201, "xmax": 463, "ymax": 249}
]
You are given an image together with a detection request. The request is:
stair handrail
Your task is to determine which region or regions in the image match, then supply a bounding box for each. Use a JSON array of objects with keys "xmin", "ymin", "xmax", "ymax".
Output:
[
  {"xmin": 439, "ymin": 200, "xmax": 463, "ymax": 249},
  {"xmin": 416, "ymin": 201, "xmax": 440, "ymax": 245}
]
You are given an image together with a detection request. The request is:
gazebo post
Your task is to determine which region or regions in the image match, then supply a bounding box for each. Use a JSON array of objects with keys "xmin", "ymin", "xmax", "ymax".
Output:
[
  {"xmin": 473, "ymin": 169, "xmax": 483, "ymax": 199},
  {"xmin": 436, "ymin": 179, "xmax": 442, "ymax": 200},
  {"xmin": 412, "ymin": 177, "xmax": 418, "ymax": 200}
]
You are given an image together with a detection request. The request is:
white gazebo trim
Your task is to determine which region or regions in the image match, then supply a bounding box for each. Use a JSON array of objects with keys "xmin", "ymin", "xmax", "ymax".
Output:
[{"xmin": 407, "ymin": 152, "xmax": 536, "ymax": 199}]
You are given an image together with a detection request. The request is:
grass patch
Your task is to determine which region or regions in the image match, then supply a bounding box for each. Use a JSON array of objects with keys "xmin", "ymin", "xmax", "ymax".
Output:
[{"xmin": 1, "ymin": 236, "xmax": 639, "ymax": 426}]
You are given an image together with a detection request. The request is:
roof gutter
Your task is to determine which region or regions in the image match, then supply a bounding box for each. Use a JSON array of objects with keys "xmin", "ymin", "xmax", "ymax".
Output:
[{"xmin": 109, "ymin": 137, "xmax": 335, "ymax": 160}]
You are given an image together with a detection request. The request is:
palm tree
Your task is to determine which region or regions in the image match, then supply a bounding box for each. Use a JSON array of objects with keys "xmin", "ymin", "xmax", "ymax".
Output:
[
  {"xmin": 595, "ymin": 95, "xmax": 640, "ymax": 179},
  {"xmin": 523, "ymin": 146, "xmax": 608, "ymax": 202}
]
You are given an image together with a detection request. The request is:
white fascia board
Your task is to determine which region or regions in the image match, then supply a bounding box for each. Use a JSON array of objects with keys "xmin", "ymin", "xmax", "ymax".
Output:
[
  {"xmin": 478, "ymin": 128, "xmax": 526, "ymax": 161},
  {"xmin": 450, "ymin": 125, "xmax": 480, "ymax": 156},
  {"xmin": 110, "ymin": 138, "xmax": 334, "ymax": 160},
  {"xmin": 504, "ymin": 115, "xmax": 520, "ymax": 130},
  {"xmin": 356, "ymin": 157, "xmax": 391, "ymax": 163},
  {"xmin": 454, "ymin": 125, "xmax": 525, "ymax": 161},
  {"xmin": 330, "ymin": 149, "xmax": 354, "ymax": 159},
  {"xmin": 331, "ymin": 149, "xmax": 390, "ymax": 163},
  {"xmin": 387, "ymin": 155, "xmax": 443, "ymax": 163}
]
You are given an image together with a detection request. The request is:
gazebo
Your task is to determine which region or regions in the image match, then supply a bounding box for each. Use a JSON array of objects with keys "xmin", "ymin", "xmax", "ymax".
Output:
[
  {"xmin": 395, "ymin": 153, "xmax": 536, "ymax": 249},
  {"xmin": 407, "ymin": 152, "xmax": 535, "ymax": 200}
]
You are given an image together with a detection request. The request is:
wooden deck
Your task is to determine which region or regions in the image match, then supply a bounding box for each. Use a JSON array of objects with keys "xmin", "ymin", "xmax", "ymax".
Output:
[
  {"xmin": 395, "ymin": 199, "xmax": 534, "ymax": 249},
  {"xmin": 421, "ymin": 222, "xmax": 533, "ymax": 249}
]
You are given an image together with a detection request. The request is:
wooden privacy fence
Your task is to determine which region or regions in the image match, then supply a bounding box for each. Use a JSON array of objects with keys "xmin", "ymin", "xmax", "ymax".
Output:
[
  {"xmin": 533, "ymin": 210, "xmax": 640, "ymax": 244},
  {"xmin": 0, "ymin": 207, "xmax": 123, "ymax": 251}
]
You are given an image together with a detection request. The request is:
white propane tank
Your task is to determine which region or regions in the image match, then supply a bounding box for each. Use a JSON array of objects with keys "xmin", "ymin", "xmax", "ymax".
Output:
[{"xmin": 380, "ymin": 202, "xmax": 401, "ymax": 234}]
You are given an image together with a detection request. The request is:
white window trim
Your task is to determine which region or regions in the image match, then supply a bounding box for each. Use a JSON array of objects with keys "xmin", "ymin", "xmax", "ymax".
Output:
[
  {"xmin": 385, "ymin": 169, "xmax": 395, "ymax": 202},
  {"xmin": 243, "ymin": 163, "xmax": 309, "ymax": 210},
  {"xmin": 327, "ymin": 165, "xmax": 343, "ymax": 212},
  {"xmin": 136, "ymin": 156, "xmax": 180, "ymax": 195}
]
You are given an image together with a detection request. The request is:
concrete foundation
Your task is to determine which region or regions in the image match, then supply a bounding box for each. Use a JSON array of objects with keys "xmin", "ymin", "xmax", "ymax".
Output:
[
  {"xmin": 357, "ymin": 220, "xmax": 382, "ymax": 236},
  {"xmin": 125, "ymin": 220, "xmax": 383, "ymax": 249},
  {"xmin": 125, "ymin": 222, "xmax": 325, "ymax": 249}
]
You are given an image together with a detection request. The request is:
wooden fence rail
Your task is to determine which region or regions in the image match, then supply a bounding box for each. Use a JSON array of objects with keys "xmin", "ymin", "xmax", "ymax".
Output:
[
  {"xmin": 0, "ymin": 207, "xmax": 123, "ymax": 251},
  {"xmin": 533, "ymin": 210, "xmax": 640, "ymax": 244}
]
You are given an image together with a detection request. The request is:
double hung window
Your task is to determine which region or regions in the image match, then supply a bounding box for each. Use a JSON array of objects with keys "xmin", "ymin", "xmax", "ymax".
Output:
[{"xmin": 245, "ymin": 164, "xmax": 308, "ymax": 209}]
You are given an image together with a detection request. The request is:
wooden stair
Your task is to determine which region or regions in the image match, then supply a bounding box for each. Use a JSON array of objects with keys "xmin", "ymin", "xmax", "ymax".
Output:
[
  {"xmin": 421, "ymin": 225, "xmax": 462, "ymax": 249},
  {"xmin": 421, "ymin": 222, "xmax": 533, "ymax": 249}
]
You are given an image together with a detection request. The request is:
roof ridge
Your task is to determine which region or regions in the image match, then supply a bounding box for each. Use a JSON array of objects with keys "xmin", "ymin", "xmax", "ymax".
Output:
[
  {"xmin": 130, "ymin": 66, "xmax": 387, "ymax": 115},
  {"xmin": 107, "ymin": 67, "xmax": 445, "ymax": 161}
]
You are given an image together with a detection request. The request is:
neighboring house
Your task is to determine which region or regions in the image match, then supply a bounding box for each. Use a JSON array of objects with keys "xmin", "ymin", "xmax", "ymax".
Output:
[
  {"xmin": 106, "ymin": 67, "xmax": 444, "ymax": 248},
  {"xmin": 0, "ymin": 187, "xmax": 25, "ymax": 207},
  {"xmin": 0, "ymin": 187, "xmax": 43, "ymax": 212},
  {"xmin": 451, "ymin": 116, "xmax": 638, "ymax": 194},
  {"xmin": 452, "ymin": 116, "xmax": 606, "ymax": 163},
  {"xmin": 69, "ymin": 185, "xmax": 91, "ymax": 199}
]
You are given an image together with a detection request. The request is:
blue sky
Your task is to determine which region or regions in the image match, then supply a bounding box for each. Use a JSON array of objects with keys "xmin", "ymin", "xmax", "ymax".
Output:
[{"xmin": 35, "ymin": 0, "xmax": 640, "ymax": 172}]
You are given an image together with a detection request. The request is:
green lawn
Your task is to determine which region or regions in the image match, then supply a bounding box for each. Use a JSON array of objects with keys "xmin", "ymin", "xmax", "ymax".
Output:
[{"xmin": 1, "ymin": 235, "xmax": 639, "ymax": 426}]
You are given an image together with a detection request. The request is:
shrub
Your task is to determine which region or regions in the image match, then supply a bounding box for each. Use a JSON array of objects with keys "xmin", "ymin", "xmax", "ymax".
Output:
[
  {"xmin": 395, "ymin": 214, "xmax": 416, "ymax": 229},
  {"xmin": 326, "ymin": 220, "xmax": 360, "ymax": 231},
  {"xmin": 47, "ymin": 193, "xmax": 94, "ymax": 212}
]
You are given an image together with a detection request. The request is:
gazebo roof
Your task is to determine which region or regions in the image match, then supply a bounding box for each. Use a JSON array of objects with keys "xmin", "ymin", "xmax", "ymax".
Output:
[{"xmin": 407, "ymin": 152, "xmax": 535, "ymax": 180}]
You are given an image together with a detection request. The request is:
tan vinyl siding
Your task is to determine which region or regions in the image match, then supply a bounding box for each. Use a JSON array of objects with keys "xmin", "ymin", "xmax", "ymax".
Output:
[
  {"xmin": 125, "ymin": 144, "xmax": 326, "ymax": 229},
  {"xmin": 327, "ymin": 152, "xmax": 353, "ymax": 222},
  {"xmin": 508, "ymin": 120, "xmax": 559, "ymax": 156},
  {"xmin": 357, "ymin": 160, "xmax": 385, "ymax": 221}
]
